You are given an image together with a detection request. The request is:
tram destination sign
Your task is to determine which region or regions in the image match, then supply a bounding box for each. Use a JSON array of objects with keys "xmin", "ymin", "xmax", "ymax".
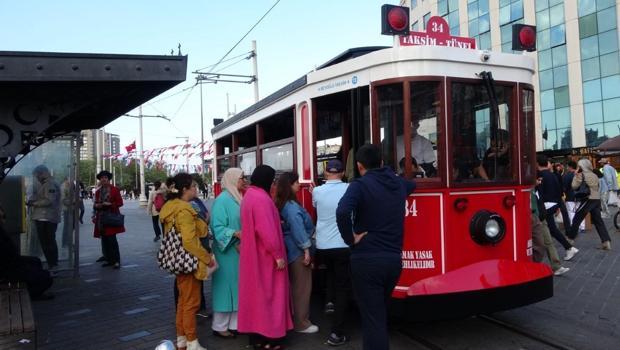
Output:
[{"xmin": 400, "ymin": 16, "xmax": 476, "ymax": 49}]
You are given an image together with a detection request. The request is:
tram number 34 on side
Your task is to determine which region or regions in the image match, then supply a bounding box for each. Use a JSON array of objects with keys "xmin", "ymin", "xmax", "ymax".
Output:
[{"xmin": 405, "ymin": 199, "xmax": 418, "ymax": 217}]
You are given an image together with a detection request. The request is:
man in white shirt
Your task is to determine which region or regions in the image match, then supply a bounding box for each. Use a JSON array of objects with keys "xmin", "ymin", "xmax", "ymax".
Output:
[
  {"xmin": 312, "ymin": 159, "xmax": 350, "ymax": 346},
  {"xmin": 396, "ymin": 120, "xmax": 436, "ymax": 176}
]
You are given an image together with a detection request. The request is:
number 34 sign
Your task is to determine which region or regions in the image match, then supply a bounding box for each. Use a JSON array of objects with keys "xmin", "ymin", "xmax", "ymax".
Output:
[{"xmin": 400, "ymin": 16, "xmax": 476, "ymax": 49}]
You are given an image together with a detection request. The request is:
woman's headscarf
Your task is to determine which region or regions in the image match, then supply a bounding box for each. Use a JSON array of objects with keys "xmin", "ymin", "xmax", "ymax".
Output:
[
  {"xmin": 221, "ymin": 168, "xmax": 243, "ymax": 204},
  {"xmin": 578, "ymin": 158, "xmax": 593, "ymax": 172},
  {"xmin": 250, "ymin": 165, "xmax": 276, "ymax": 194}
]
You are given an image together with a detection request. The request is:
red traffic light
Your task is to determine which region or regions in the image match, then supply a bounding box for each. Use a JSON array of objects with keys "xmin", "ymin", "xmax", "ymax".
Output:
[
  {"xmin": 381, "ymin": 4, "xmax": 410, "ymax": 36},
  {"xmin": 512, "ymin": 24, "xmax": 537, "ymax": 51}
]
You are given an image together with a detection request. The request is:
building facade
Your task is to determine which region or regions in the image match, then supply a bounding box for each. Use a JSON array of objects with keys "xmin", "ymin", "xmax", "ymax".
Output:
[
  {"xmin": 406, "ymin": 0, "xmax": 620, "ymax": 152},
  {"xmin": 80, "ymin": 129, "xmax": 120, "ymax": 160}
]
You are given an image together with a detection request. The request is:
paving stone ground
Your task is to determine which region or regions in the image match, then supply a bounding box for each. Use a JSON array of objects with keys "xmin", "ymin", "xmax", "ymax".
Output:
[{"xmin": 18, "ymin": 200, "xmax": 620, "ymax": 349}]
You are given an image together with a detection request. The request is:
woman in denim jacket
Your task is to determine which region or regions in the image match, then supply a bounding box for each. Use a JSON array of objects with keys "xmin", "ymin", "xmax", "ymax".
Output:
[{"xmin": 275, "ymin": 172, "xmax": 318, "ymax": 334}]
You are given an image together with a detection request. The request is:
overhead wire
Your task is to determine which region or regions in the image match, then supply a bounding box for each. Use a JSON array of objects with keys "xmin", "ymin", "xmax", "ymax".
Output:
[
  {"xmin": 197, "ymin": 0, "xmax": 282, "ymax": 74},
  {"xmin": 194, "ymin": 51, "xmax": 253, "ymax": 73}
]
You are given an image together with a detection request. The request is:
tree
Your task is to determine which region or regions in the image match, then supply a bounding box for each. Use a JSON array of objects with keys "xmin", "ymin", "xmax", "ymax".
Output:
[{"xmin": 79, "ymin": 160, "xmax": 96, "ymax": 187}]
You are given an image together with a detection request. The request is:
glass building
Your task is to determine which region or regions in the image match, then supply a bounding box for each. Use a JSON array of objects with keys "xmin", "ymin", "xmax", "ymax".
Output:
[{"xmin": 407, "ymin": 0, "xmax": 620, "ymax": 151}]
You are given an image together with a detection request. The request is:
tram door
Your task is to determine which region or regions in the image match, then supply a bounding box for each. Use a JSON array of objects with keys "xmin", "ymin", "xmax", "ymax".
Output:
[{"xmin": 313, "ymin": 86, "xmax": 370, "ymax": 183}]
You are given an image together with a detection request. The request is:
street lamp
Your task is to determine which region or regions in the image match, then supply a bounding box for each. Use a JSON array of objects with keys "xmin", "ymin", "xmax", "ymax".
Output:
[{"xmin": 123, "ymin": 107, "xmax": 170, "ymax": 207}]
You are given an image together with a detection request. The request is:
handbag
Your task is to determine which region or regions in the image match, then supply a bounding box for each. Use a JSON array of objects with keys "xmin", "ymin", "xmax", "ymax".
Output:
[
  {"xmin": 100, "ymin": 211, "xmax": 124, "ymax": 227},
  {"xmin": 574, "ymin": 180, "xmax": 590, "ymax": 201},
  {"xmin": 157, "ymin": 220, "xmax": 198, "ymax": 275}
]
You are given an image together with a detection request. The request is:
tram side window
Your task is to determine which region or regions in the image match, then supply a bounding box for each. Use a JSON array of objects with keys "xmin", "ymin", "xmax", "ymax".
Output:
[
  {"xmin": 260, "ymin": 108, "xmax": 295, "ymax": 172},
  {"xmin": 377, "ymin": 84, "xmax": 403, "ymax": 172},
  {"xmin": 397, "ymin": 81, "xmax": 440, "ymax": 178},
  {"xmin": 451, "ymin": 82, "xmax": 514, "ymax": 182}
]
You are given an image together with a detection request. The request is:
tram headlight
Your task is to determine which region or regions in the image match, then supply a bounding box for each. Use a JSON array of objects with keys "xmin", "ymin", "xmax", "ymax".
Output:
[{"xmin": 470, "ymin": 210, "xmax": 506, "ymax": 245}]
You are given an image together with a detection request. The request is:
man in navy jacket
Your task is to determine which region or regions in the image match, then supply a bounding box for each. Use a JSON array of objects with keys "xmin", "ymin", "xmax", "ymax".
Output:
[{"xmin": 336, "ymin": 144, "xmax": 415, "ymax": 350}]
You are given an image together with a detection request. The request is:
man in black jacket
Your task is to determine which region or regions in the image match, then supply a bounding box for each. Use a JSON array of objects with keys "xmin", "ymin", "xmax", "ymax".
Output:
[
  {"xmin": 536, "ymin": 155, "xmax": 579, "ymax": 261},
  {"xmin": 336, "ymin": 144, "xmax": 415, "ymax": 350}
]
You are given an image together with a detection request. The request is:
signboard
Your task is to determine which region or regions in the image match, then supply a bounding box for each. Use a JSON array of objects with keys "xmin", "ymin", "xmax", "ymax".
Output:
[{"xmin": 400, "ymin": 16, "xmax": 476, "ymax": 49}]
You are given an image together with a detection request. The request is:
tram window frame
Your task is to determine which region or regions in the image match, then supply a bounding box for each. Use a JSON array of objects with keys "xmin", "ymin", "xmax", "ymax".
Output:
[
  {"xmin": 447, "ymin": 78, "xmax": 519, "ymax": 186},
  {"xmin": 520, "ymin": 85, "xmax": 536, "ymax": 185},
  {"xmin": 260, "ymin": 138, "xmax": 295, "ymax": 173},
  {"xmin": 371, "ymin": 77, "xmax": 445, "ymax": 188}
]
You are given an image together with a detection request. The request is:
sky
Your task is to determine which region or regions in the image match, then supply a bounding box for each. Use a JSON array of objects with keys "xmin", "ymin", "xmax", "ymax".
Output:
[{"xmin": 0, "ymin": 0, "xmax": 398, "ymax": 166}]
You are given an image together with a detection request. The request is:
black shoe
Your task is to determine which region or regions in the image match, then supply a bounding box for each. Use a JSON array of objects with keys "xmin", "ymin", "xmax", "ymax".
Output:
[
  {"xmin": 96, "ymin": 256, "xmax": 107, "ymax": 262},
  {"xmin": 327, "ymin": 333, "xmax": 348, "ymax": 346},
  {"xmin": 153, "ymin": 236, "xmax": 161, "ymax": 242},
  {"xmin": 212, "ymin": 330, "xmax": 236, "ymax": 339},
  {"xmin": 102, "ymin": 262, "xmax": 113, "ymax": 267}
]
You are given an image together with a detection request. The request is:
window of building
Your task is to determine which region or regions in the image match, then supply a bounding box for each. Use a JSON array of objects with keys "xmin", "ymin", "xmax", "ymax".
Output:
[
  {"xmin": 579, "ymin": 1, "xmax": 620, "ymax": 146},
  {"xmin": 442, "ymin": 0, "xmax": 460, "ymax": 35},
  {"xmin": 412, "ymin": 21, "xmax": 419, "ymax": 32},
  {"xmin": 423, "ymin": 12, "xmax": 431, "ymax": 30},
  {"xmin": 468, "ymin": 0, "xmax": 491, "ymax": 50}
]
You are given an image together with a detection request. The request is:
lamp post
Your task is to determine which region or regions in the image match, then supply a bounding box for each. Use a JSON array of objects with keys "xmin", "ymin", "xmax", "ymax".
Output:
[
  {"xmin": 123, "ymin": 107, "xmax": 170, "ymax": 207},
  {"xmin": 176, "ymin": 136, "xmax": 190, "ymax": 173}
]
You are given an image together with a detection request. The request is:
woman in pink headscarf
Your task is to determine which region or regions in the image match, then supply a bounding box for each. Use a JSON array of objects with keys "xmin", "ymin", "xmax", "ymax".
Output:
[{"xmin": 238, "ymin": 165, "xmax": 292, "ymax": 349}]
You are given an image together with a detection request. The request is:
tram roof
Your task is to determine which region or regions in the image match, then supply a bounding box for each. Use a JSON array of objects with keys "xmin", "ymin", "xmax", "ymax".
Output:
[{"xmin": 211, "ymin": 46, "xmax": 387, "ymax": 134}]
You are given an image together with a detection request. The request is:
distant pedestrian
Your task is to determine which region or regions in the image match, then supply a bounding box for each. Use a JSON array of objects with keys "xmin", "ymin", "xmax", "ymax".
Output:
[
  {"xmin": 312, "ymin": 159, "xmax": 351, "ymax": 346},
  {"xmin": 210, "ymin": 168, "xmax": 246, "ymax": 339},
  {"xmin": 93, "ymin": 170, "xmax": 125, "ymax": 269},
  {"xmin": 568, "ymin": 159, "xmax": 612, "ymax": 250},
  {"xmin": 27, "ymin": 165, "xmax": 61, "ymax": 270},
  {"xmin": 336, "ymin": 144, "xmax": 415, "ymax": 350},
  {"xmin": 159, "ymin": 173, "xmax": 213, "ymax": 350},
  {"xmin": 238, "ymin": 165, "xmax": 292, "ymax": 350},
  {"xmin": 598, "ymin": 158, "xmax": 618, "ymax": 217},
  {"xmin": 275, "ymin": 172, "xmax": 317, "ymax": 334},
  {"xmin": 147, "ymin": 181, "xmax": 166, "ymax": 242}
]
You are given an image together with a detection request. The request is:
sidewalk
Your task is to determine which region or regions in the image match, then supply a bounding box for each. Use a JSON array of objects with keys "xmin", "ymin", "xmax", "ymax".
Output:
[{"xmin": 27, "ymin": 200, "xmax": 620, "ymax": 349}]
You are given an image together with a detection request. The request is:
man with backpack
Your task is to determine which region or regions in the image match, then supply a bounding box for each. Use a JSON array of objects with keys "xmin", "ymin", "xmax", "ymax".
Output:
[{"xmin": 147, "ymin": 181, "xmax": 166, "ymax": 242}]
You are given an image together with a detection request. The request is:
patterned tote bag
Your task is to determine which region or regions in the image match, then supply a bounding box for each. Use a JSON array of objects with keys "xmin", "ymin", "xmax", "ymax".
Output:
[{"xmin": 157, "ymin": 219, "xmax": 198, "ymax": 274}]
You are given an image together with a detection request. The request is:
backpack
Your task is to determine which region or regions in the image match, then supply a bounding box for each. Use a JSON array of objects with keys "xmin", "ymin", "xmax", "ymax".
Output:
[{"xmin": 154, "ymin": 193, "xmax": 165, "ymax": 211}]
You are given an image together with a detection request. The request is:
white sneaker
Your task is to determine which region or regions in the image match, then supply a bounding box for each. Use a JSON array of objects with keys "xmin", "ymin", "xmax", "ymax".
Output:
[
  {"xmin": 177, "ymin": 335, "xmax": 187, "ymax": 349},
  {"xmin": 186, "ymin": 339, "xmax": 206, "ymax": 350},
  {"xmin": 564, "ymin": 247, "xmax": 579, "ymax": 261},
  {"xmin": 554, "ymin": 266, "xmax": 570, "ymax": 276},
  {"xmin": 297, "ymin": 324, "xmax": 319, "ymax": 334}
]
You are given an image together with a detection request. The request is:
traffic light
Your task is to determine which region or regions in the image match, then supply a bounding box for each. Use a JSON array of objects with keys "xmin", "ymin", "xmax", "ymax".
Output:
[
  {"xmin": 512, "ymin": 24, "xmax": 537, "ymax": 51},
  {"xmin": 381, "ymin": 4, "xmax": 410, "ymax": 36}
]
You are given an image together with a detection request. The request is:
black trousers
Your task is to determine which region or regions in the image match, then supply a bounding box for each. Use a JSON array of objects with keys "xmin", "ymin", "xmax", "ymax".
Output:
[
  {"xmin": 101, "ymin": 234, "xmax": 120, "ymax": 264},
  {"xmin": 350, "ymin": 256, "xmax": 401, "ymax": 350},
  {"xmin": 35, "ymin": 220, "xmax": 58, "ymax": 267},
  {"xmin": 317, "ymin": 248, "xmax": 351, "ymax": 336},
  {"xmin": 151, "ymin": 215, "xmax": 162, "ymax": 238},
  {"xmin": 557, "ymin": 199, "xmax": 571, "ymax": 231},
  {"xmin": 545, "ymin": 205, "xmax": 572, "ymax": 250},
  {"xmin": 568, "ymin": 199, "xmax": 611, "ymax": 243}
]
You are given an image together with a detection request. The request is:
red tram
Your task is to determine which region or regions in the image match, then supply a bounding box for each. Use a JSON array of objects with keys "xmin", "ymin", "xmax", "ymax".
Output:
[{"xmin": 211, "ymin": 16, "xmax": 552, "ymax": 320}]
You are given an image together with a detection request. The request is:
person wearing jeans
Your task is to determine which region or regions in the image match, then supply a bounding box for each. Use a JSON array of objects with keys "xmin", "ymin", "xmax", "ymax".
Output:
[
  {"xmin": 28, "ymin": 165, "xmax": 61, "ymax": 269},
  {"xmin": 336, "ymin": 145, "xmax": 415, "ymax": 350},
  {"xmin": 312, "ymin": 159, "xmax": 351, "ymax": 346}
]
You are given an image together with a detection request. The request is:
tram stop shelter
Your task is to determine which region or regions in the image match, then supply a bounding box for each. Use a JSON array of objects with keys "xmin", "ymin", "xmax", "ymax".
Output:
[{"xmin": 0, "ymin": 51, "xmax": 187, "ymax": 275}]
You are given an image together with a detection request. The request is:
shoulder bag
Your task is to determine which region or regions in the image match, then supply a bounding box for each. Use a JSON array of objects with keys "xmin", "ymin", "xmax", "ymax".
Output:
[
  {"xmin": 100, "ymin": 211, "xmax": 125, "ymax": 227},
  {"xmin": 157, "ymin": 219, "xmax": 198, "ymax": 274},
  {"xmin": 574, "ymin": 180, "xmax": 590, "ymax": 201}
]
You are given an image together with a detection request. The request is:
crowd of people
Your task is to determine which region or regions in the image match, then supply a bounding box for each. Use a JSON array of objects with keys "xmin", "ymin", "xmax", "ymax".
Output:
[
  {"xmin": 151, "ymin": 144, "xmax": 415, "ymax": 350},
  {"xmin": 532, "ymin": 154, "xmax": 618, "ymax": 276}
]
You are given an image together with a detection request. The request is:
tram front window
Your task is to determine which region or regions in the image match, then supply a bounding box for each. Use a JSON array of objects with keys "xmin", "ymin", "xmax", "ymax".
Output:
[
  {"xmin": 451, "ymin": 82, "xmax": 514, "ymax": 183},
  {"xmin": 377, "ymin": 81, "xmax": 440, "ymax": 178}
]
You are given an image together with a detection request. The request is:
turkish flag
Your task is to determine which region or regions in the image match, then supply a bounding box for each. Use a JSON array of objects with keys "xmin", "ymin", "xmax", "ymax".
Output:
[{"xmin": 125, "ymin": 141, "xmax": 136, "ymax": 153}]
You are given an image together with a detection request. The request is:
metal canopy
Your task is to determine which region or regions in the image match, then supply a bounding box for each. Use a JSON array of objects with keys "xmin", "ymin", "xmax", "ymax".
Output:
[{"xmin": 0, "ymin": 51, "xmax": 187, "ymax": 181}]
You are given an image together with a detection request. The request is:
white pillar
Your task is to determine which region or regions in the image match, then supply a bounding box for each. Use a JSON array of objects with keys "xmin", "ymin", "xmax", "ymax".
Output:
[{"xmin": 138, "ymin": 106, "xmax": 147, "ymax": 206}]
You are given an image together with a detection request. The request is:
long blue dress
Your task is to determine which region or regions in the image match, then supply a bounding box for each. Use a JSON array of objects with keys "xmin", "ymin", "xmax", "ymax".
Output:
[{"xmin": 210, "ymin": 190, "xmax": 241, "ymax": 312}]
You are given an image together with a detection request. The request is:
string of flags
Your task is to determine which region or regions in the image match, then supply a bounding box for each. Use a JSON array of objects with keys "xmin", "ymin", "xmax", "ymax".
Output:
[{"xmin": 103, "ymin": 141, "xmax": 214, "ymax": 173}]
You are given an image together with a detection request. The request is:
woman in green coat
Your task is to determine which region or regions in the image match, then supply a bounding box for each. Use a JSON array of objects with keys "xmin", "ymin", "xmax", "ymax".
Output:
[{"xmin": 210, "ymin": 167, "xmax": 246, "ymax": 338}]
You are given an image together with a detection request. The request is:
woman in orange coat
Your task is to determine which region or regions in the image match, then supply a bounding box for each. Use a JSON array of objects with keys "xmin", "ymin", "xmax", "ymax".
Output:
[{"xmin": 93, "ymin": 170, "xmax": 125, "ymax": 269}]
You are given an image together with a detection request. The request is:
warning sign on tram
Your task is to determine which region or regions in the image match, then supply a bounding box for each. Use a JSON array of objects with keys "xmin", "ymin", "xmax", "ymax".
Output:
[{"xmin": 400, "ymin": 16, "xmax": 476, "ymax": 49}]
